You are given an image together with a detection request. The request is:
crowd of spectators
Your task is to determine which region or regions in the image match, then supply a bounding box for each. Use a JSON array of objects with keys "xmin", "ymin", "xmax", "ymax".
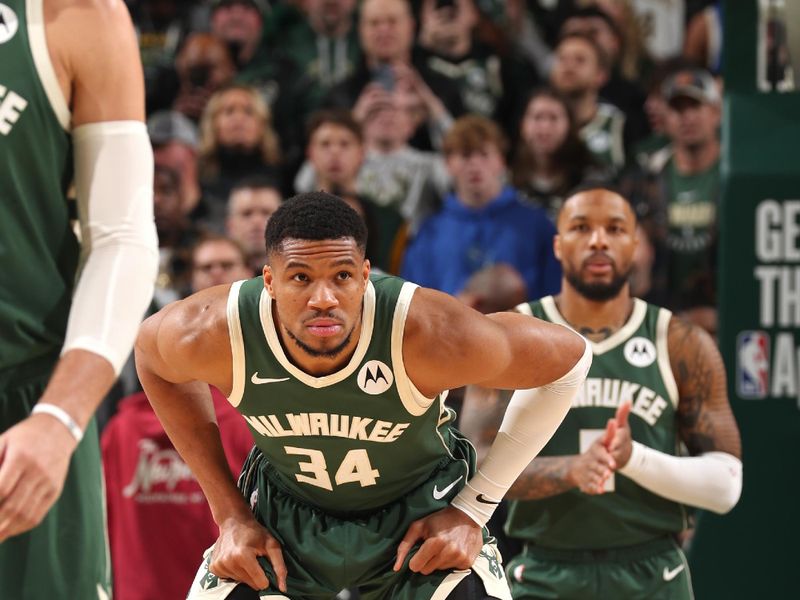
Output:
[{"xmin": 108, "ymin": 0, "xmax": 728, "ymax": 595}]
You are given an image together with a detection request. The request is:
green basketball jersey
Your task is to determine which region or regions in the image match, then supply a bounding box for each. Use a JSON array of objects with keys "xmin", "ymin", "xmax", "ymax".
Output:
[
  {"xmin": 580, "ymin": 102, "xmax": 626, "ymax": 172},
  {"xmin": 227, "ymin": 274, "xmax": 465, "ymax": 514},
  {"xmin": 505, "ymin": 296, "xmax": 688, "ymax": 549},
  {"xmin": 0, "ymin": 0, "xmax": 77, "ymax": 371}
]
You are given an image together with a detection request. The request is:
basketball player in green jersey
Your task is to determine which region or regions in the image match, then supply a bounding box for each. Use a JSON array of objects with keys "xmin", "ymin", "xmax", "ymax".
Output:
[
  {"xmin": 460, "ymin": 187, "xmax": 743, "ymax": 599},
  {"xmin": 0, "ymin": 1, "xmax": 158, "ymax": 598},
  {"xmin": 135, "ymin": 192, "xmax": 592, "ymax": 599}
]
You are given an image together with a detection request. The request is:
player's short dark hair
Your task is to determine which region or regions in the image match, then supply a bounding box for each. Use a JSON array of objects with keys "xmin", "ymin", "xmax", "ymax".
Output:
[
  {"xmin": 557, "ymin": 184, "xmax": 635, "ymax": 223},
  {"xmin": 264, "ymin": 191, "xmax": 368, "ymax": 258}
]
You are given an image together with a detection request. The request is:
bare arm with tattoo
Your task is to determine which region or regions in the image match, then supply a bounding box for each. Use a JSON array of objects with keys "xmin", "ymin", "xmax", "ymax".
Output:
[
  {"xmin": 669, "ymin": 317, "xmax": 742, "ymax": 458},
  {"xmin": 606, "ymin": 316, "xmax": 743, "ymax": 514},
  {"xmin": 460, "ymin": 386, "xmax": 615, "ymax": 500}
]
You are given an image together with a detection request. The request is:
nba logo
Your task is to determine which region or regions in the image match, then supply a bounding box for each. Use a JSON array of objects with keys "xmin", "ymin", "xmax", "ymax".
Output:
[{"xmin": 737, "ymin": 331, "xmax": 770, "ymax": 398}]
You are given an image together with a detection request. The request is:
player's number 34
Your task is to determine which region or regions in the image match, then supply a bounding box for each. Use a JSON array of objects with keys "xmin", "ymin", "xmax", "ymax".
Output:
[{"xmin": 285, "ymin": 446, "xmax": 380, "ymax": 491}]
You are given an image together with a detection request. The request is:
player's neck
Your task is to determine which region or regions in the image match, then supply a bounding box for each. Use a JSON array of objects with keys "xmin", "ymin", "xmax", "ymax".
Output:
[{"xmin": 554, "ymin": 286, "xmax": 634, "ymax": 343}]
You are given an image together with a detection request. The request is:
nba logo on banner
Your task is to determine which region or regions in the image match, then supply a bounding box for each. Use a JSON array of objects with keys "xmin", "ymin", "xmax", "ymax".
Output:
[{"xmin": 737, "ymin": 331, "xmax": 770, "ymax": 398}]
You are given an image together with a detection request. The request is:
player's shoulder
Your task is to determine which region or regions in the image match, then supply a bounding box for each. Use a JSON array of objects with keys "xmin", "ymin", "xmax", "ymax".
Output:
[
  {"xmin": 666, "ymin": 312, "xmax": 721, "ymax": 380},
  {"xmin": 46, "ymin": 0, "xmax": 128, "ymax": 16},
  {"xmin": 45, "ymin": 0, "xmax": 134, "ymax": 45},
  {"xmin": 146, "ymin": 285, "xmax": 232, "ymax": 357},
  {"xmin": 666, "ymin": 313, "xmax": 714, "ymax": 347}
]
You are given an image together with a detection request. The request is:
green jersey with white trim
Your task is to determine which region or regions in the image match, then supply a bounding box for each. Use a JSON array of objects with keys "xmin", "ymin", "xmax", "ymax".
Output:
[
  {"xmin": 505, "ymin": 296, "xmax": 687, "ymax": 549},
  {"xmin": 227, "ymin": 274, "xmax": 465, "ymax": 514},
  {"xmin": 0, "ymin": 0, "xmax": 77, "ymax": 370}
]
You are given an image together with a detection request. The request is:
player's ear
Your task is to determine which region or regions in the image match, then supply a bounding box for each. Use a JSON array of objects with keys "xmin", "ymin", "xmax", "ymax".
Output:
[
  {"xmin": 263, "ymin": 264, "xmax": 275, "ymax": 298},
  {"xmin": 362, "ymin": 259, "xmax": 371, "ymax": 288}
]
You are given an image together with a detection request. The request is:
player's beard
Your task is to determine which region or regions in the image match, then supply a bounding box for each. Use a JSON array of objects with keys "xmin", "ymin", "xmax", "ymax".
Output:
[
  {"xmin": 285, "ymin": 326, "xmax": 355, "ymax": 359},
  {"xmin": 566, "ymin": 264, "xmax": 631, "ymax": 301}
]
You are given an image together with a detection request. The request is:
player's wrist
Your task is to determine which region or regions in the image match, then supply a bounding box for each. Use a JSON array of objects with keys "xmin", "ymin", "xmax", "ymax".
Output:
[
  {"xmin": 618, "ymin": 441, "xmax": 646, "ymax": 476},
  {"xmin": 450, "ymin": 476, "xmax": 503, "ymax": 528},
  {"xmin": 31, "ymin": 403, "xmax": 84, "ymax": 444},
  {"xmin": 565, "ymin": 455, "xmax": 582, "ymax": 488}
]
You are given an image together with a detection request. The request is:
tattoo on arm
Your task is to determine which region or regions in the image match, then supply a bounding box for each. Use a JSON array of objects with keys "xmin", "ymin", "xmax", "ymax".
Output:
[
  {"xmin": 669, "ymin": 317, "xmax": 742, "ymax": 458},
  {"xmin": 461, "ymin": 386, "xmax": 578, "ymax": 500},
  {"xmin": 506, "ymin": 456, "xmax": 576, "ymax": 500},
  {"xmin": 459, "ymin": 387, "xmax": 511, "ymax": 463}
]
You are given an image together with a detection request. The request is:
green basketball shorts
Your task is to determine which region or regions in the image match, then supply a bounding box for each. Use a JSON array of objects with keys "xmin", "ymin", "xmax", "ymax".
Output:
[
  {"xmin": 0, "ymin": 355, "xmax": 111, "ymax": 600},
  {"xmin": 506, "ymin": 536, "xmax": 694, "ymax": 600},
  {"xmin": 188, "ymin": 442, "xmax": 512, "ymax": 600}
]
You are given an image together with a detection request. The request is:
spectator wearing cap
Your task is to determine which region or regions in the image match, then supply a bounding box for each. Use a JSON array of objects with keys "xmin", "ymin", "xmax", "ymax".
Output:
[
  {"xmin": 148, "ymin": 110, "xmax": 203, "ymax": 215},
  {"xmin": 632, "ymin": 57, "xmax": 695, "ymax": 171},
  {"xmin": 620, "ymin": 68, "xmax": 722, "ymax": 334},
  {"xmin": 401, "ymin": 114, "xmax": 561, "ymax": 299}
]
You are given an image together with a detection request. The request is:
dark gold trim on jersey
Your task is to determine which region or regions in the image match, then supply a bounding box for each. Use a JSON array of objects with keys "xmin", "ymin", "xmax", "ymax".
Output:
[{"xmin": 256, "ymin": 280, "xmax": 376, "ymax": 388}]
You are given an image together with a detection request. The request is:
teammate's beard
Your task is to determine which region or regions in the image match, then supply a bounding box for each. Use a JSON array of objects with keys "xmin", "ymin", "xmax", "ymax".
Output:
[
  {"xmin": 566, "ymin": 267, "xmax": 631, "ymax": 301},
  {"xmin": 285, "ymin": 326, "xmax": 355, "ymax": 359}
]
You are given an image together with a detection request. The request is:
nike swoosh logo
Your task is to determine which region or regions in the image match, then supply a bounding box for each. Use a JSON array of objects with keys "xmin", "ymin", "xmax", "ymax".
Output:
[
  {"xmin": 663, "ymin": 564, "xmax": 685, "ymax": 581},
  {"xmin": 250, "ymin": 373, "xmax": 290, "ymax": 385},
  {"xmin": 476, "ymin": 494, "xmax": 500, "ymax": 505},
  {"xmin": 432, "ymin": 476, "xmax": 463, "ymax": 500}
]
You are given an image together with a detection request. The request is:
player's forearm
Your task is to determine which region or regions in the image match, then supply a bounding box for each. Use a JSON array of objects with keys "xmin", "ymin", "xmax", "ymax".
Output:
[
  {"xmin": 36, "ymin": 350, "xmax": 116, "ymax": 429},
  {"xmin": 64, "ymin": 121, "xmax": 158, "ymax": 374},
  {"xmin": 452, "ymin": 341, "xmax": 592, "ymax": 526},
  {"xmin": 619, "ymin": 442, "xmax": 743, "ymax": 514},
  {"xmin": 506, "ymin": 456, "xmax": 578, "ymax": 500},
  {"xmin": 137, "ymin": 366, "xmax": 250, "ymax": 524}
]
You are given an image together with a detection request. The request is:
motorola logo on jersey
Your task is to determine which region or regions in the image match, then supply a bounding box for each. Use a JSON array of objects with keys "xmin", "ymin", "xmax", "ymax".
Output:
[
  {"xmin": 624, "ymin": 337, "xmax": 657, "ymax": 367},
  {"xmin": 357, "ymin": 360, "xmax": 394, "ymax": 395},
  {"xmin": 0, "ymin": 4, "xmax": 18, "ymax": 44}
]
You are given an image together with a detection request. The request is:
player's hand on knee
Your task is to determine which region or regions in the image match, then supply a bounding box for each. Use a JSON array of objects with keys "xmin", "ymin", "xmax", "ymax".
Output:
[
  {"xmin": 0, "ymin": 415, "xmax": 76, "ymax": 542},
  {"xmin": 394, "ymin": 506, "xmax": 482, "ymax": 575},
  {"xmin": 210, "ymin": 515, "xmax": 288, "ymax": 593},
  {"xmin": 569, "ymin": 439, "xmax": 616, "ymax": 495}
]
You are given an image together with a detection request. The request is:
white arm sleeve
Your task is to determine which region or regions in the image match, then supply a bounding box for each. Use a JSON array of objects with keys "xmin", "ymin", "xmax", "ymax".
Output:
[
  {"xmin": 62, "ymin": 121, "xmax": 159, "ymax": 374},
  {"xmin": 619, "ymin": 442, "xmax": 743, "ymax": 514},
  {"xmin": 451, "ymin": 337, "xmax": 592, "ymax": 527}
]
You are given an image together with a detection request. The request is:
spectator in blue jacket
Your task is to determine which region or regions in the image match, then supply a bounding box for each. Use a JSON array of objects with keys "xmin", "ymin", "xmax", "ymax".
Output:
[{"xmin": 401, "ymin": 114, "xmax": 561, "ymax": 299}]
